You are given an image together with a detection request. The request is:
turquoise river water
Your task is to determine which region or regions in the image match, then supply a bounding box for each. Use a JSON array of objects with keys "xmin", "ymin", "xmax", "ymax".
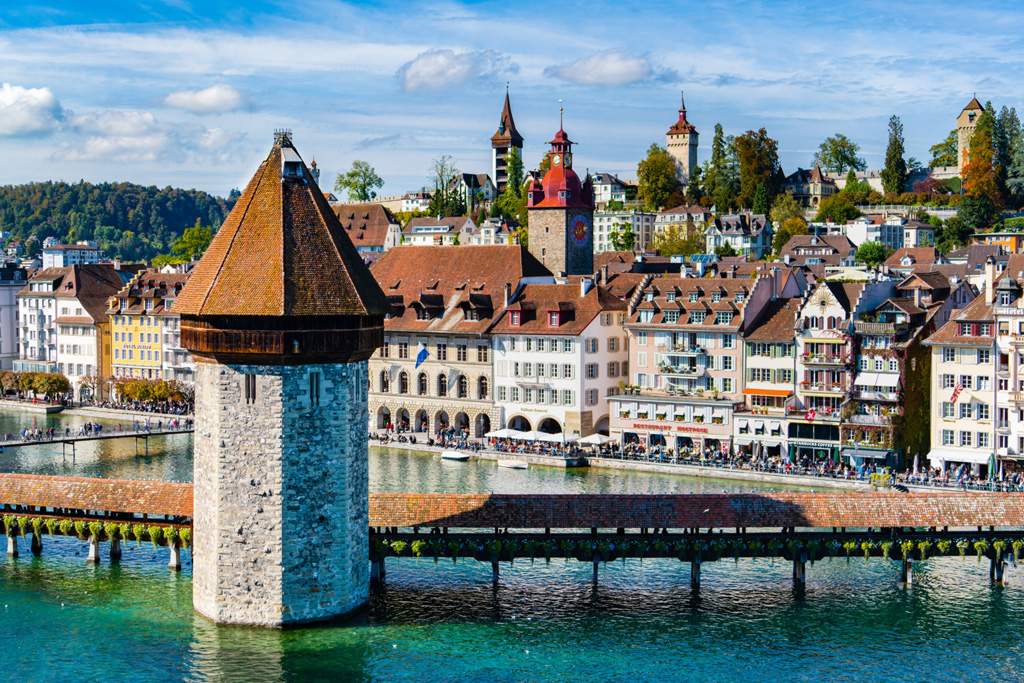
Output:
[{"xmin": 0, "ymin": 411, "xmax": 1022, "ymax": 682}]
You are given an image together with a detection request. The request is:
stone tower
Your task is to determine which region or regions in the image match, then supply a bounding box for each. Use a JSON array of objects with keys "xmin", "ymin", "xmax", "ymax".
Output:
[
  {"xmin": 526, "ymin": 119, "xmax": 594, "ymax": 276},
  {"xmin": 957, "ymin": 96, "xmax": 984, "ymax": 175},
  {"xmin": 666, "ymin": 91, "xmax": 698, "ymax": 183},
  {"xmin": 491, "ymin": 87, "xmax": 524, "ymax": 194},
  {"xmin": 176, "ymin": 131, "xmax": 390, "ymax": 627}
]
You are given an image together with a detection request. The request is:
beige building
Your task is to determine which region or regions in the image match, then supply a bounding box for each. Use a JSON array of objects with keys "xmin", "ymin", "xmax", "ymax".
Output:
[{"xmin": 957, "ymin": 96, "xmax": 984, "ymax": 175}]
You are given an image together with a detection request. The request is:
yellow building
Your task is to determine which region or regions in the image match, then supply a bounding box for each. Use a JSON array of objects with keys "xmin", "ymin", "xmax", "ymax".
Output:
[{"xmin": 107, "ymin": 270, "xmax": 189, "ymax": 380}]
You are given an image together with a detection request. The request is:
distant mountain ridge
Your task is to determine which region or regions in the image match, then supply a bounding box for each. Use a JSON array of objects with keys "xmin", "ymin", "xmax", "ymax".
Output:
[{"xmin": 0, "ymin": 180, "xmax": 235, "ymax": 262}]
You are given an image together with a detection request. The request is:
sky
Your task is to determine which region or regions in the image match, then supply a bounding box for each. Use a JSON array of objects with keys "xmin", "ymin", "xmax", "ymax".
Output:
[{"xmin": 1, "ymin": 0, "xmax": 1022, "ymax": 199}]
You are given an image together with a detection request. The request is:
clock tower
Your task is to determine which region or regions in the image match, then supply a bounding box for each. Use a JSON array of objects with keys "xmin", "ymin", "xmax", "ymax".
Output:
[{"xmin": 526, "ymin": 121, "xmax": 594, "ymax": 276}]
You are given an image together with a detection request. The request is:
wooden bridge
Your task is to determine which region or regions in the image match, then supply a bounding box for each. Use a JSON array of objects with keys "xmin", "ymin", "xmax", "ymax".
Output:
[
  {"xmin": 0, "ymin": 426, "xmax": 193, "ymax": 457},
  {"xmin": 3, "ymin": 475, "xmax": 1024, "ymax": 585}
]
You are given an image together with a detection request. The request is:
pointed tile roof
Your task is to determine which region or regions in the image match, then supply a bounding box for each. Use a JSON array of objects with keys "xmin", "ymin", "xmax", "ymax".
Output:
[
  {"xmin": 962, "ymin": 96, "xmax": 984, "ymax": 112},
  {"xmin": 176, "ymin": 133, "xmax": 390, "ymax": 318},
  {"xmin": 491, "ymin": 91, "xmax": 524, "ymax": 147}
]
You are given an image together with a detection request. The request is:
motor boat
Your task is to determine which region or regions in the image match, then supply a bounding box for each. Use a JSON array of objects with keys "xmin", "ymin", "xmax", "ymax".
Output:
[{"xmin": 441, "ymin": 450, "xmax": 471, "ymax": 461}]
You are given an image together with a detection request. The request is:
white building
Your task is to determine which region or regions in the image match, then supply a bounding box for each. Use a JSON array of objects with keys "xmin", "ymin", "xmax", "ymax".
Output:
[
  {"xmin": 846, "ymin": 216, "xmax": 935, "ymax": 251},
  {"xmin": 491, "ymin": 278, "xmax": 628, "ymax": 437},
  {"xmin": 402, "ymin": 217, "xmax": 476, "ymax": 246},
  {"xmin": 0, "ymin": 265, "xmax": 27, "ymax": 370},
  {"xmin": 705, "ymin": 214, "xmax": 773, "ymax": 260},
  {"xmin": 401, "ymin": 191, "xmax": 431, "ymax": 213},
  {"xmin": 593, "ymin": 210, "xmax": 656, "ymax": 253},
  {"xmin": 42, "ymin": 243, "xmax": 104, "ymax": 269},
  {"xmin": 589, "ymin": 173, "xmax": 634, "ymax": 207}
]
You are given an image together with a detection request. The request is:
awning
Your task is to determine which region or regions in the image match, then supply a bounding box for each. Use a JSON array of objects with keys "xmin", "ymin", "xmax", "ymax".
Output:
[
  {"xmin": 926, "ymin": 448, "xmax": 991, "ymax": 465},
  {"xmin": 753, "ymin": 420, "xmax": 765, "ymax": 430},
  {"xmin": 843, "ymin": 448, "xmax": 890, "ymax": 461},
  {"xmin": 736, "ymin": 419, "xmax": 748, "ymax": 430},
  {"xmin": 762, "ymin": 440, "xmax": 782, "ymax": 448},
  {"xmin": 874, "ymin": 373, "xmax": 900, "ymax": 388},
  {"xmin": 742, "ymin": 388, "xmax": 792, "ymax": 397},
  {"xmin": 854, "ymin": 373, "xmax": 879, "ymax": 387}
]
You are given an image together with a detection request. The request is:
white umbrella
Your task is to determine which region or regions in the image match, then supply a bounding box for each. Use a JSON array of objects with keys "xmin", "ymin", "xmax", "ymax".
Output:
[
  {"xmin": 912, "ymin": 453, "xmax": 919, "ymax": 477},
  {"xmin": 510, "ymin": 430, "xmax": 542, "ymax": 441},
  {"xmin": 485, "ymin": 428, "xmax": 516, "ymax": 439},
  {"xmin": 577, "ymin": 433, "xmax": 612, "ymax": 445},
  {"xmin": 537, "ymin": 431, "xmax": 578, "ymax": 443}
]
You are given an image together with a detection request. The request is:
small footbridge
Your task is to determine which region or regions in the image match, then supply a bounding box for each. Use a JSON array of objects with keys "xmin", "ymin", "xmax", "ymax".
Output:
[{"xmin": 0, "ymin": 425, "xmax": 193, "ymax": 457}]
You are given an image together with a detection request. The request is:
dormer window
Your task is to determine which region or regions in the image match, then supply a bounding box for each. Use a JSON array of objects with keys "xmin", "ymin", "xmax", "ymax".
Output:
[
  {"xmin": 548, "ymin": 311, "xmax": 560, "ymax": 327},
  {"xmin": 688, "ymin": 293, "xmax": 698, "ymax": 302},
  {"xmin": 1001, "ymin": 292, "xmax": 1012, "ymax": 306},
  {"xmin": 712, "ymin": 293, "xmax": 721, "ymax": 303},
  {"xmin": 120, "ymin": 298, "xmax": 128, "ymax": 308},
  {"xmin": 284, "ymin": 161, "xmax": 301, "ymax": 176},
  {"xmin": 145, "ymin": 298, "xmax": 154, "ymax": 310},
  {"xmin": 510, "ymin": 311, "xmax": 521, "ymax": 327},
  {"xmin": 666, "ymin": 292, "xmax": 676, "ymax": 302},
  {"xmin": 735, "ymin": 293, "xmax": 745, "ymax": 303},
  {"xmin": 416, "ymin": 308, "xmax": 430, "ymax": 320},
  {"xmin": 645, "ymin": 292, "xmax": 654, "ymax": 302}
]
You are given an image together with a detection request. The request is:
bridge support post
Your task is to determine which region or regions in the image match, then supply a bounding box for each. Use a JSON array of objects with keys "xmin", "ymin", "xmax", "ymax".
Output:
[
  {"xmin": 370, "ymin": 554, "xmax": 385, "ymax": 583},
  {"xmin": 491, "ymin": 558, "xmax": 500, "ymax": 585},
  {"xmin": 593, "ymin": 553, "xmax": 599, "ymax": 586},
  {"xmin": 992, "ymin": 553, "xmax": 1007, "ymax": 585},
  {"xmin": 900, "ymin": 559, "xmax": 913, "ymax": 585},
  {"xmin": 793, "ymin": 551, "xmax": 806, "ymax": 585},
  {"xmin": 87, "ymin": 535, "xmax": 100, "ymax": 564},
  {"xmin": 30, "ymin": 533, "xmax": 42, "ymax": 556},
  {"xmin": 110, "ymin": 537, "xmax": 122, "ymax": 562},
  {"xmin": 690, "ymin": 557, "xmax": 701, "ymax": 588},
  {"xmin": 168, "ymin": 543, "xmax": 181, "ymax": 571},
  {"xmin": 6, "ymin": 534, "xmax": 17, "ymax": 557}
]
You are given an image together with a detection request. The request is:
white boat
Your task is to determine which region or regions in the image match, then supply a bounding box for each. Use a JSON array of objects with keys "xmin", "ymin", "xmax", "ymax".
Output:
[
  {"xmin": 441, "ymin": 450, "xmax": 471, "ymax": 461},
  {"xmin": 498, "ymin": 459, "xmax": 528, "ymax": 469}
]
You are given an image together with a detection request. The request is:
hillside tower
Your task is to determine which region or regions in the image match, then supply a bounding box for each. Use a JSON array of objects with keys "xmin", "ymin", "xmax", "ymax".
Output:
[
  {"xmin": 176, "ymin": 131, "xmax": 390, "ymax": 627},
  {"xmin": 526, "ymin": 117, "xmax": 594, "ymax": 276},
  {"xmin": 957, "ymin": 96, "xmax": 984, "ymax": 175},
  {"xmin": 666, "ymin": 91, "xmax": 699, "ymax": 183},
  {"xmin": 491, "ymin": 87, "xmax": 524, "ymax": 194}
]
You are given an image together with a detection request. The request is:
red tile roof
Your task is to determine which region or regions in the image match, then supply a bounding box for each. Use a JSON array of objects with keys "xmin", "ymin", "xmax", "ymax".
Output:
[
  {"xmin": 332, "ymin": 203, "xmax": 399, "ymax": 248},
  {"xmin": 490, "ymin": 282, "xmax": 625, "ymax": 335},
  {"xmin": 175, "ymin": 134, "xmax": 390, "ymax": 318},
  {"xmin": 0, "ymin": 473, "xmax": 193, "ymax": 518}
]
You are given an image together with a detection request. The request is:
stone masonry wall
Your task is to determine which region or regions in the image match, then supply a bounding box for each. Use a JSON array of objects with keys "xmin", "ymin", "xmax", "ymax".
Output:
[
  {"xmin": 193, "ymin": 360, "xmax": 369, "ymax": 627},
  {"xmin": 528, "ymin": 208, "xmax": 594, "ymax": 276}
]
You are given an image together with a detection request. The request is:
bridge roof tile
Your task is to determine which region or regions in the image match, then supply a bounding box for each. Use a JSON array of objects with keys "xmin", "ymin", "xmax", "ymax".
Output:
[{"xmin": 0, "ymin": 473, "xmax": 192, "ymax": 518}]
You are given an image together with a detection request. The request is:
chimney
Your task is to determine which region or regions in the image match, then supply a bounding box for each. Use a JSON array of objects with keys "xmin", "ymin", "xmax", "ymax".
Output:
[
  {"xmin": 580, "ymin": 277, "xmax": 593, "ymax": 297},
  {"xmin": 985, "ymin": 256, "xmax": 996, "ymax": 303},
  {"xmin": 783, "ymin": 254, "xmax": 791, "ymax": 265},
  {"xmin": 555, "ymin": 271, "xmax": 568, "ymax": 285},
  {"xmin": 113, "ymin": 258, "xmax": 121, "ymax": 271},
  {"xmin": 731, "ymin": 265, "xmax": 738, "ymax": 279},
  {"xmin": 503, "ymin": 282, "xmax": 512, "ymax": 307},
  {"xmin": 600, "ymin": 264, "xmax": 609, "ymax": 285}
]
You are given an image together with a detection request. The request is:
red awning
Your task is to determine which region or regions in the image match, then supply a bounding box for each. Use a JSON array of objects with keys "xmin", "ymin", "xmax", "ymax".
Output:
[{"xmin": 742, "ymin": 388, "xmax": 793, "ymax": 397}]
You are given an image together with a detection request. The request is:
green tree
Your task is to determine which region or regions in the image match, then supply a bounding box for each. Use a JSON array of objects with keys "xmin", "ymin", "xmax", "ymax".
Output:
[
  {"xmin": 426, "ymin": 154, "xmax": 466, "ymax": 217},
  {"xmin": 734, "ymin": 128, "xmax": 781, "ymax": 209},
  {"xmin": 606, "ymin": 199, "xmax": 625, "ymax": 211},
  {"xmin": 637, "ymin": 143, "xmax": 681, "ymax": 210},
  {"xmin": 714, "ymin": 243, "xmax": 737, "ymax": 258},
  {"xmin": 815, "ymin": 193, "xmax": 862, "ymax": 224},
  {"xmin": 537, "ymin": 151, "xmax": 552, "ymax": 175},
  {"xmin": 958, "ymin": 194, "xmax": 997, "ymax": 231},
  {"xmin": 929, "ymin": 130, "xmax": 958, "ymax": 168},
  {"xmin": 855, "ymin": 241, "xmax": 891, "ymax": 266},
  {"xmin": 505, "ymin": 147, "xmax": 524, "ymax": 198},
  {"xmin": 842, "ymin": 169, "xmax": 873, "ymax": 194},
  {"xmin": 936, "ymin": 216, "xmax": 972, "ymax": 252},
  {"xmin": 172, "ymin": 221, "xmax": 214, "ymax": 260},
  {"xmin": 752, "ymin": 182, "xmax": 771, "ymax": 215},
  {"xmin": 686, "ymin": 166, "xmax": 703, "ymax": 203},
  {"xmin": 1006, "ymin": 139, "xmax": 1024, "ymax": 206},
  {"xmin": 769, "ymin": 191, "xmax": 805, "ymax": 227},
  {"xmin": 772, "ymin": 217, "xmax": 808, "ymax": 254},
  {"xmin": 609, "ymin": 221, "xmax": 636, "ymax": 251},
  {"xmin": 813, "ymin": 134, "xmax": 867, "ymax": 173},
  {"xmin": 333, "ymin": 160, "xmax": 384, "ymax": 202},
  {"xmin": 652, "ymin": 223, "xmax": 704, "ymax": 258},
  {"xmin": 881, "ymin": 115, "xmax": 908, "ymax": 194}
]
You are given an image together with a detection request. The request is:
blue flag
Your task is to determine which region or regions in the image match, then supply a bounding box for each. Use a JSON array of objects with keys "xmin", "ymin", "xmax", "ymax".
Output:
[{"xmin": 414, "ymin": 343, "xmax": 429, "ymax": 369}]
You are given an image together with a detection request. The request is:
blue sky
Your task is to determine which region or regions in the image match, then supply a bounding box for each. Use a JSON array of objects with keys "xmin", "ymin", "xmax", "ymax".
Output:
[{"xmin": 1, "ymin": 0, "xmax": 1022, "ymax": 198}]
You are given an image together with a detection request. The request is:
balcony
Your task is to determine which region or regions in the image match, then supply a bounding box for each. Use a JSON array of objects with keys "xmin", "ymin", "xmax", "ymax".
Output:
[
  {"xmin": 800, "ymin": 381, "xmax": 847, "ymax": 395},
  {"xmin": 1012, "ymin": 393, "xmax": 1024, "ymax": 404},
  {"xmin": 851, "ymin": 388, "xmax": 899, "ymax": 402},
  {"xmin": 660, "ymin": 345, "xmax": 705, "ymax": 358},
  {"xmin": 657, "ymin": 361, "xmax": 702, "ymax": 376},
  {"xmin": 788, "ymin": 408, "xmax": 841, "ymax": 422},
  {"xmin": 801, "ymin": 353, "xmax": 846, "ymax": 366},
  {"xmin": 854, "ymin": 321, "xmax": 909, "ymax": 334},
  {"xmin": 846, "ymin": 413, "xmax": 895, "ymax": 426}
]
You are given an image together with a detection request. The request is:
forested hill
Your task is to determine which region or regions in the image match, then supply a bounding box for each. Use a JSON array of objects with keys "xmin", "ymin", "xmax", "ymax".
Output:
[{"xmin": 0, "ymin": 181, "xmax": 235, "ymax": 263}]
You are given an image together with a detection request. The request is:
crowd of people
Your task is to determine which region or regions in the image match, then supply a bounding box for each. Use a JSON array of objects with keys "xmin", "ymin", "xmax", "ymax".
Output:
[
  {"xmin": 0, "ymin": 417, "xmax": 192, "ymax": 444},
  {"xmin": 88, "ymin": 399, "xmax": 193, "ymax": 415}
]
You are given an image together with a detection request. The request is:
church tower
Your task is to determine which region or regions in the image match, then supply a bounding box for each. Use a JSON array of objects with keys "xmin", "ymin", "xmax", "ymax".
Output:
[
  {"xmin": 491, "ymin": 88, "xmax": 524, "ymax": 194},
  {"xmin": 666, "ymin": 91, "xmax": 699, "ymax": 183},
  {"xmin": 957, "ymin": 96, "xmax": 984, "ymax": 175},
  {"xmin": 526, "ymin": 118, "xmax": 594, "ymax": 276},
  {"xmin": 176, "ymin": 131, "xmax": 390, "ymax": 627}
]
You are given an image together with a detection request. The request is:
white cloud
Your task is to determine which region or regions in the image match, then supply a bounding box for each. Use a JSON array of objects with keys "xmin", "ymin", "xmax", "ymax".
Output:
[
  {"xmin": 397, "ymin": 49, "xmax": 518, "ymax": 94},
  {"xmin": 0, "ymin": 82, "xmax": 66, "ymax": 137},
  {"xmin": 164, "ymin": 84, "xmax": 248, "ymax": 113},
  {"xmin": 545, "ymin": 50, "xmax": 674, "ymax": 87},
  {"xmin": 55, "ymin": 109, "xmax": 246, "ymax": 163}
]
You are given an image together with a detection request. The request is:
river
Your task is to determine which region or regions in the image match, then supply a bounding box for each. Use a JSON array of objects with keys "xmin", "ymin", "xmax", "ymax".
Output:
[{"xmin": 1, "ymin": 411, "xmax": 1022, "ymax": 682}]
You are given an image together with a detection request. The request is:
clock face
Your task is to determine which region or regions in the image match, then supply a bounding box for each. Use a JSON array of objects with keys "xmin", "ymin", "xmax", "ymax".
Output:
[
  {"xmin": 563, "ymin": 153, "xmax": 572, "ymax": 168},
  {"xmin": 552, "ymin": 154, "xmax": 562, "ymax": 166},
  {"xmin": 572, "ymin": 215, "xmax": 590, "ymax": 246}
]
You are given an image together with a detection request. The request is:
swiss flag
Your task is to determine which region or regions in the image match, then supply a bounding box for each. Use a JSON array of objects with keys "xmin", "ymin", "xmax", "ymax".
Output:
[{"xmin": 805, "ymin": 409, "xmax": 816, "ymax": 422}]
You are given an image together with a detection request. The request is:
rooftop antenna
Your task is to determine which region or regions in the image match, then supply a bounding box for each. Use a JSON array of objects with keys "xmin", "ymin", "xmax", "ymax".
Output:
[{"xmin": 559, "ymin": 99, "xmax": 563, "ymax": 129}]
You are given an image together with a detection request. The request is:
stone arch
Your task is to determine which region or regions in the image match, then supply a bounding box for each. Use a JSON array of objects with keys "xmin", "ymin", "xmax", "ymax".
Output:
[
  {"xmin": 437, "ymin": 373, "xmax": 448, "ymax": 397},
  {"xmin": 507, "ymin": 414, "xmax": 532, "ymax": 431},
  {"xmin": 593, "ymin": 414, "xmax": 610, "ymax": 436},
  {"xmin": 418, "ymin": 372, "xmax": 428, "ymax": 395},
  {"xmin": 475, "ymin": 413, "xmax": 491, "ymax": 438},
  {"xmin": 397, "ymin": 408, "xmax": 410, "ymax": 430},
  {"xmin": 415, "ymin": 409, "xmax": 429, "ymax": 432},
  {"xmin": 376, "ymin": 405, "xmax": 391, "ymax": 430},
  {"xmin": 398, "ymin": 371, "xmax": 409, "ymax": 394},
  {"xmin": 453, "ymin": 411, "xmax": 470, "ymax": 435},
  {"xmin": 477, "ymin": 376, "xmax": 488, "ymax": 400},
  {"xmin": 538, "ymin": 417, "xmax": 562, "ymax": 434},
  {"xmin": 434, "ymin": 410, "xmax": 450, "ymax": 433}
]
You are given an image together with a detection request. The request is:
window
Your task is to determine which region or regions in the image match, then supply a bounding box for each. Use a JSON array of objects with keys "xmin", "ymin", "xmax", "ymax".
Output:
[
  {"xmin": 399, "ymin": 372, "xmax": 409, "ymax": 394},
  {"xmin": 398, "ymin": 341, "xmax": 409, "ymax": 359},
  {"xmin": 436, "ymin": 343, "xmax": 447, "ymax": 361},
  {"xmin": 563, "ymin": 389, "xmax": 574, "ymax": 406},
  {"xmin": 942, "ymin": 402, "xmax": 955, "ymax": 418},
  {"xmin": 548, "ymin": 311, "xmax": 560, "ymax": 326},
  {"xmin": 636, "ymin": 331, "xmax": 647, "ymax": 345},
  {"xmin": 889, "ymin": 360, "xmax": 898, "ymax": 372},
  {"xmin": 721, "ymin": 334, "xmax": 734, "ymax": 348},
  {"xmin": 691, "ymin": 311, "xmax": 706, "ymax": 323},
  {"xmin": 526, "ymin": 338, "xmax": 533, "ymax": 352},
  {"xmin": 586, "ymin": 389, "xmax": 598, "ymax": 406},
  {"xmin": 959, "ymin": 375, "xmax": 973, "ymax": 389},
  {"xmin": 859, "ymin": 358, "xmax": 869, "ymax": 371},
  {"xmin": 510, "ymin": 387, "xmax": 519, "ymax": 402},
  {"xmin": 418, "ymin": 373, "xmax": 428, "ymax": 395},
  {"xmin": 978, "ymin": 432, "xmax": 990, "ymax": 449},
  {"xmin": 381, "ymin": 337, "xmax": 390, "ymax": 358},
  {"xmin": 978, "ymin": 349, "xmax": 991, "ymax": 364},
  {"xmin": 309, "ymin": 372, "xmax": 322, "ymax": 407},
  {"xmin": 537, "ymin": 363, "xmax": 545, "ymax": 377},
  {"xmin": 456, "ymin": 344, "xmax": 467, "ymax": 362},
  {"xmin": 943, "ymin": 347, "xmax": 955, "ymax": 363},
  {"xmin": 959, "ymin": 403, "xmax": 971, "ymax": 419},
  {"xmin": 537, "ymin": 339, "xmax": 546, "ymax": 352},
  {"xmin": 585, "ymin": 363, "xmax": 598, "ymax": 379},
  {"xmin": 457, "ymin": 375, "xmax": 468, "ymax": 398},
  {"xmin": 941, "ymin": 374, "xmax": 955, "ymax": 389},
  {"xmin": 498, "ymin": 386, "xmax": 507, "ymax": 401},
  {"xmin": 478, "ymin": 377, "xmax": 488, "ymax": 400},
  {"xmin": 477, "ymin": 345, "xmax": 488, "ymax": 362},
  {"xmin": 380, "ymin": 371, "xmax": 390, "ymax": 393},
  {"xmin": 721, "ymin": 378, "xmax": 732, "ymax": 393},
  {"xmin": 549, "ymin": 363, "xmax": 559, "ymax": 378},
  {"xmin": 978, "ymin": 404, "xmax": 990, "ymax": 420},
  {"xmin": 637, "ymin": 352, "xmax": 647, "ymax": 367},
  {"xmin": 608, "ymin": 337, "xmax": 618, "ymax": 352},
  {"xmin": 780, "ymin": 369, "xmax": 793, "ymax": 384},
  {"xmin": 874, "ymin": 358, "xmax": 884, "ymax": 371},
  {"xmin": 722, "ymin": 356, "xmax": 733, "ymax": 371},
  {"xmin": 608, "ymin": 361, "xmax": 619, "ymax": 377},
  {"xmin": 586, "ymin": 338, "xmax": 598, "ymax": 353},
  {"xmin": 437, "ymin": 374, "xmax": 448, "ymax": 397},
  {"xmin": 244, "ymin": 373, "xmax": 257, "ymax": 405},
  {"xmin": 562, "ymin": 364, "xmax": 573, "ymax": 379},
  {"xmin": 510, "ymin": 311, "xmax": 520, "ymax": 326},
  {"xmin": 978, "ymin": 376, "xmax": 990, "ymax": 391},
  {"xmin": 562, "ymin": 339, "xmax": 572, "ymax": 352},
  {"xmin": 523, "ymin": 362, "xmax": 533, "ymax": 377},
  {"xmin": 999, "ymin": 435, "xmax": 1008, "ymax": 449},
  {"xmin": 715, "ymin": 313, "xmax": 734, "ymax": 325},
  {"xmin": 959, "ymin": 431, "xmax": 972, "ymax": 447}
]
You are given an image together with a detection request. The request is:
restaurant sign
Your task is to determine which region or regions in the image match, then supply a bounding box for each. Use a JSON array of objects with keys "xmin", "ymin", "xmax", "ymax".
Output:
[{"xmin": 632, "ymin": 422, "xmax": 708, "ymax": 434}]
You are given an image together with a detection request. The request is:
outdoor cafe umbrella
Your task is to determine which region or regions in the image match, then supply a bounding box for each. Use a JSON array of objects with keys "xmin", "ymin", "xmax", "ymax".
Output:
[
  {"xmin": 912, "ymin": 453, "xmax": 919, "ymax": 477},
  {"xmin": 537, "ymin": 431, "xmax": 578, "ymax": 444},
  {"xmin": 484, "ymin": 428, "xmax": 516, "ymax": 439},
  {"xmin": 510, "ymin": 430, "xmax": 543, "ymax": 441},
  {"xmin": 577, "ymin": 433, "xmax": 612, "ymax": 445},
  {"xmin": 988, "ymin": 452, "xmax": 998, "ymax": 479}
]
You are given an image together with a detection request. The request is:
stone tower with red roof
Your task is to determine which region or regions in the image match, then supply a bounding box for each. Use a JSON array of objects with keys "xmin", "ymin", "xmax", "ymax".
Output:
[
  {"xmin": 491, "ymin": 87, "xmax": 524, "ymax": 194},
  {"xmin": 957, "ymin": 96, "xmax": 984, "ymax": 175},
  {"xmin": 666, "ymin": 91, "xmax": 698, "ymax": 183},
  {"xmin": 176, "ymin": 131, "xmax": 390, "ymax": 627},
  {"xmin": 526, "ymin": 119, "xmax": 594, "ymax": 276}
]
